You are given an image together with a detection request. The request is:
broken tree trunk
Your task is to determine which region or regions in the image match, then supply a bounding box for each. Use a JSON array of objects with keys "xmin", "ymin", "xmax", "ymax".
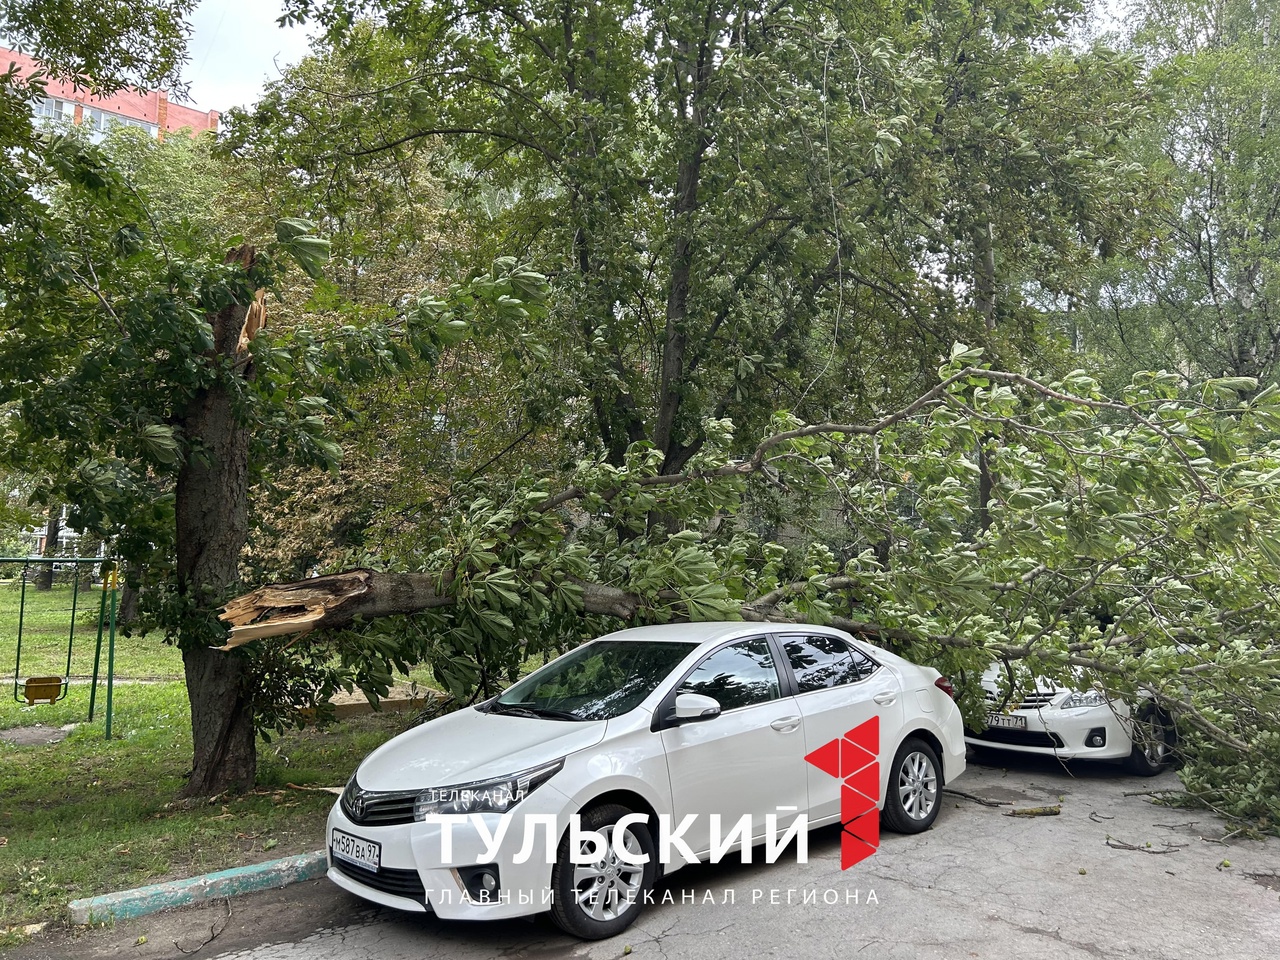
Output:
[{"xmin": 175, "ymin": 246, "xmax": 267, "ymax": 798}]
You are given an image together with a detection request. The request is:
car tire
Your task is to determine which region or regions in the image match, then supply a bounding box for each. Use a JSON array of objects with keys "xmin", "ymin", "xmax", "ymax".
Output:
[
  {"xmin": 1126, "ymin": 705, "xmax": 1176, "ymax": 776},
  {"xmin": 549, "ymin": 803, "xmax": 657, "ymax": 940},
  {"xmin": 882, "ymin": 737, "xmax": 943, "ymax": 834}
]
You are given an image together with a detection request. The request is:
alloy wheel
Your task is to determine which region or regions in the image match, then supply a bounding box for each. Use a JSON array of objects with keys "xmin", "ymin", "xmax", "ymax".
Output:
[
  {"xmin": 572, "ymin": 824, "xmax": 645, "ymax": 922},
  {"xmin": 898, "ymin": 750, "xmax": 939, "ymax": 821}
]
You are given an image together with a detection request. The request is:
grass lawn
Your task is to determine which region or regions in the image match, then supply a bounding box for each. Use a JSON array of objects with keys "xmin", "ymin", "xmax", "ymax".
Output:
[
  {"xmin": 0, "ymin": 681, "xmax": 413, "ymax": 940},
  {"xmin": 0, "ymin": 580, "xmax": 183, "ymax": 687},
  {"xmin": 0, "ymin": 582, "xmax": 426, "ymax": 941}
]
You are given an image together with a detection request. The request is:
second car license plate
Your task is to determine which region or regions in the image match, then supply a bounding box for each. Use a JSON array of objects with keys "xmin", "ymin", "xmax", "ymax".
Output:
[
  {"xmin": 331, "ymin": 828, "xmax": 381, "ymax": 872},
  {"xmin": 987, "ymin": 712, "xmax": 1027, "ymax": 729}
]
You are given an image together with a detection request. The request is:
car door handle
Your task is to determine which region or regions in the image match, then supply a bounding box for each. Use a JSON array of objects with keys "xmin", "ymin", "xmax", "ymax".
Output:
[
  {"xmin": 873, "ymin": 692, "xmax": 897, "ymax": 705},
  {"xmin": 770, "ymin": 716, "xmax": 801, "ymax": 732}
]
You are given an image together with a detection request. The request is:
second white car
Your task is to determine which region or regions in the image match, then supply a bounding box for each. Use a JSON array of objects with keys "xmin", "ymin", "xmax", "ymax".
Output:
[{"xmin": 965, "ymin": 664, "xmax": 1177, "ymax": 775}]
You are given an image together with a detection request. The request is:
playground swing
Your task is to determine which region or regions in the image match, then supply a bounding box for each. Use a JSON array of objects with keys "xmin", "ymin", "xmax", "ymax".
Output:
[
  {"xmin": 12, "ymin": 559, "xmax": 78, "ymax": 705},
  {"xmin": 6, "ymin": 557, "xmax": 121, "ymax": 736}
]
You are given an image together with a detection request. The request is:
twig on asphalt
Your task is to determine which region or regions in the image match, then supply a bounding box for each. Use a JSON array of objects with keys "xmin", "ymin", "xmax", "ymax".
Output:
[
  {"xmin": 943, "ymin": 788, "xmax": 1013, "ymax": 807},
  {"xmin": 1105, "ymin": 836, "xmax": 1185, "ymax": 854},
  {"xmin": 1123, "ymin": 790, "xmax": 1255, "ymax": 829},
  {"xmin": 1089, "ymin": 811, "xmax": 1115, "ymax": 823},
  {"xmin": 1198, "ymin": 827, "xmax": 1246, "ymax": 845},
  {"xmin": 173, "ymin": 899, "xmax": 232, "ymax": 955}
]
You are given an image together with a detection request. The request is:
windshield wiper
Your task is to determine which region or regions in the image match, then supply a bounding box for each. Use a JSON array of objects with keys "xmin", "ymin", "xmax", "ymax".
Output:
[{"xmin": 490, "ymin": 702, "xmax": 581, "ymax": 721}]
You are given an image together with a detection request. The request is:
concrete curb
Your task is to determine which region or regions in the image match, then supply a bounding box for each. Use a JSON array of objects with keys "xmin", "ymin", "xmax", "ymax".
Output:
[{"xmin": 68, "ymin": 851, "xmax": 328, "ymax": 925}]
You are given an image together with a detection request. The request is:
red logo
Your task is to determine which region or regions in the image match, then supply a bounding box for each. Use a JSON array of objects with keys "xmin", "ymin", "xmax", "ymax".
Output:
[{"xmin": 804, "ymin": 716, "xmax": 880, "ymax": 869}]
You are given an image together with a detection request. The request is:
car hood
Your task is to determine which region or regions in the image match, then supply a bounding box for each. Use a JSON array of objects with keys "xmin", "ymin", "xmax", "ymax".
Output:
[
  {"xmin": 980, "ymin": 663, "xmax": 1072, "ymax": 695},
  {"xmin": 354, "ymin": 706, "xmax": 609, "ymax": 792}
]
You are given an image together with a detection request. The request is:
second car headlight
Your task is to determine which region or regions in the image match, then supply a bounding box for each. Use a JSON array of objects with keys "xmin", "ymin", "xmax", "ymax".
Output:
[
  {"xmin": 1061, "ymin": 690, "xmax": 1108, "ymax": 709},
  {"xmin": 412, "ymin": 758, "xmax": 564, "ymax": 819}
]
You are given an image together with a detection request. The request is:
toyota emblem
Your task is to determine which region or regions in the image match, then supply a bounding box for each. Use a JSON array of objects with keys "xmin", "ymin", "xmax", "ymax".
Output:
[{"xmin": 351, "ymin": 791, "xmax": 366, "ymax": 820}]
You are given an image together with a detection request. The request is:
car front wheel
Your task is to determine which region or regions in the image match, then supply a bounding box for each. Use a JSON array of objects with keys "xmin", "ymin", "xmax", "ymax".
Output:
[
  {"xmin": 1127, "ymin": 705, "xmax": 1176, "ymax": 776},
  {"xmin": 882, "ymin": 737, "xmax": 942, "ymax": 834},
  {"xmin": 549, "ymin": 803, "xmax": 657, "ymax": 940}
]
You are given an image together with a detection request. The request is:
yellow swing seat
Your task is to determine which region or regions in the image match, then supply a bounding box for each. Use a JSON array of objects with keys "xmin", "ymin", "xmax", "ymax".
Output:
[{"xmin": 22, "ymin": 676, "xmax": 65, "ymax": 705}]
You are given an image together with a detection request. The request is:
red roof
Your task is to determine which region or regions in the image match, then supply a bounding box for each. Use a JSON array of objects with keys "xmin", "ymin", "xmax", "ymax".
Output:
[{"xmin": 1, "ymin": 45, "xmax": 219, "ymax": 135}]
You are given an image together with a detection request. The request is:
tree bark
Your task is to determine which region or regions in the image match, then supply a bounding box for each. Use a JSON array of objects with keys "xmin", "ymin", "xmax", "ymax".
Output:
[
  {"xmin": 34, "ymin": 505, "xmax": 60, "ymax": 590},
  {"xmin": 974, "ymin": 218, "xmax": 997, "ymax": 333},
  {"xmin": 175, "ymin": 247, "xmax": 258, "ymax": 798},
  {"xmin": 117, "ymin": 568, "xmax": 140, "ymax": 627}
]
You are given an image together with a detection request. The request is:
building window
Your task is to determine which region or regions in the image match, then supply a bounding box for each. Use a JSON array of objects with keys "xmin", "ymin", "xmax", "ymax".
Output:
[
  {"xmin": 32, "ymin": 97, "xmax": 73, "ymax": 122},
  {"xmin": 110, "ymin": 115, "xmax": 159, "ymax": 137},
  {"xmin": 80, "ymin": 107, "xmax": 109, "ymax": 142}
]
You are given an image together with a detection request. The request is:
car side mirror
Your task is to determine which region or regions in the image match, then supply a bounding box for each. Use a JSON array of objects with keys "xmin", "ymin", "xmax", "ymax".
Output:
[{"xmin": 674, "ymin": 692, "xmax": 721, "ymax": 723}]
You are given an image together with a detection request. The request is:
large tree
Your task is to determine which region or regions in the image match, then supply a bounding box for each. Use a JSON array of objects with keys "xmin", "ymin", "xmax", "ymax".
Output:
[
  {"xmin": 1, "ymin": 6, "xmax": 553, "ymax": 794},
  {"xmin": 257, "ymin": 1, "xmax": 1153, "ymax": 474},
  {"xmin": 16, "ymin": 0, "xmax": 1277, "ymax": 814},
  {"xmin": 1076, "ymin": 0, "xmax": 1280, "ymax": 385}
]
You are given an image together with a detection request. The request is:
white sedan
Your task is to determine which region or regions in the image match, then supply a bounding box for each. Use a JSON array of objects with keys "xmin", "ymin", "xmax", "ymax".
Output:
[
  {"xmin": 326, "ymin": 622, "xmax": 965, "ymax": 939},
  {"xmin": 965, "ymin": 665, "xmax": 1177, "ymax": 775}
]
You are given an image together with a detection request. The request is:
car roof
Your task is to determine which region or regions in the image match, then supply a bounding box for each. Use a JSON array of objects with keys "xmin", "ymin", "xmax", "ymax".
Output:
[{"xmin": 595, "ymin": 621, "xmax": 852, "ymax": 648}]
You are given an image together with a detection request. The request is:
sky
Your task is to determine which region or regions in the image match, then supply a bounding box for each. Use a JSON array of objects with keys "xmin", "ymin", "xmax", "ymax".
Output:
[{"xmin": 181, "ymin": 0, "xmax": 317, "ymax": 113}]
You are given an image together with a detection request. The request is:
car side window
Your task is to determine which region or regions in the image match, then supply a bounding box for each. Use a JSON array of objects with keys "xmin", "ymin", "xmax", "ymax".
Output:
[
  {"xmin": 679, "ymin": 637, "xmax": 781, "ymax": 711},
  {"xmin": 784, "ymin": 635, "xmax": 878, "ymax": 693}
]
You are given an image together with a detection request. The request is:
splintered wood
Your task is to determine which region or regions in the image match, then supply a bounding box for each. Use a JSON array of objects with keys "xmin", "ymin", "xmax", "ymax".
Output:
[
  {"xmin": 236, "ymin": 289, "xmax": 268, "ymax": 355},
  {"xmin": 217, "ymin": 569, "xmax": 375, "ymax": 649}
]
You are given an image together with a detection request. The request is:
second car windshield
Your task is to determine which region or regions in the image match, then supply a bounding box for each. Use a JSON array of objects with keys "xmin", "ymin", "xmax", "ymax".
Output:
[{"xmin": 492, "ymin": 640, "xmax": 696, "ymax": 721}]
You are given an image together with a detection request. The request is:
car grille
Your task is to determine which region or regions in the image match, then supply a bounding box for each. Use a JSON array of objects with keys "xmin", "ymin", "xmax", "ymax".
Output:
[
  {"xmin": 331, "ymin": 857, "xmax": 428, "ymax": 904},
  {"xmin": 986, "ymin": 690, "xmax": 1057, "ymax": 710},
  {"xmin": 341, "ymin": 779, "xmax": 419, "ymax": 827},
  {"xmin": 970, "ymin": 728, "xmax": 1065, "ymax": 749}
]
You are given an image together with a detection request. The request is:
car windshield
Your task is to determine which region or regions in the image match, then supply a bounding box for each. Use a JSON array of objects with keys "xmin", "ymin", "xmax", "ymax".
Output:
[{"xmin": 490, "ymin": 640, "xmax": 697, "ymax": 721}]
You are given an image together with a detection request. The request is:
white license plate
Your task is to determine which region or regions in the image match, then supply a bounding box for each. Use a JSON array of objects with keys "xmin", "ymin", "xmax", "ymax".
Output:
[
  {"xmin": 987, "ymin": 712, "xmax": 1027, "ymax": 730},
  {"xmin": 331, "ymin": 829, "xmax": 381, "ymax": 872}
]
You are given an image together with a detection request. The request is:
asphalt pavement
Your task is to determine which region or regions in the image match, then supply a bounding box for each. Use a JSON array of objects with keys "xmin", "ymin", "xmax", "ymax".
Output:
[{"xmin": 9, "ymin": 752, "xmax": 1279, "ymax": 960}]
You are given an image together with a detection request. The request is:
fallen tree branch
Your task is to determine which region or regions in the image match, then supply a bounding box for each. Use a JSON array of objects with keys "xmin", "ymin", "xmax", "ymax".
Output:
[
  {"xmin": 216, "ymin": 569, "xmax": 1263, "ymax": 763},
  {"xmin": 1004, "ymin": 805, "xmax": 1062, "ymax": 817},
  {"xmin": 286, "ymin": 783, "xmax": 343, "ymax": 795},
  {"xmin": 220, "ymin": 570, "xmax": 659, "ymax": 646},
  {"xmin": 219, "ymin": 363, "xmax": 1234, "ymax": 652},
  {"xmin": 218, "ymin": 569, "xmax": 455, "ymax": 648}
]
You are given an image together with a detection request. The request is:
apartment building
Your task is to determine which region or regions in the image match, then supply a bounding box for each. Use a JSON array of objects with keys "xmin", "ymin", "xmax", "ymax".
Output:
[{"xmin": 2, "ymin": 44, "xmax": 220, "ymax": 139}]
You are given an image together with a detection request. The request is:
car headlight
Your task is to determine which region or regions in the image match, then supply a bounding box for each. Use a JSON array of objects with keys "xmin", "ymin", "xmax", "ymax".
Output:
[
  {"xmin": 1061, "ymin": 690, "xmax": 1108, "ymax": 709},
  {"xmin": 412, "ymin": 759, "xmax": 564, "ymax": 819}
]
